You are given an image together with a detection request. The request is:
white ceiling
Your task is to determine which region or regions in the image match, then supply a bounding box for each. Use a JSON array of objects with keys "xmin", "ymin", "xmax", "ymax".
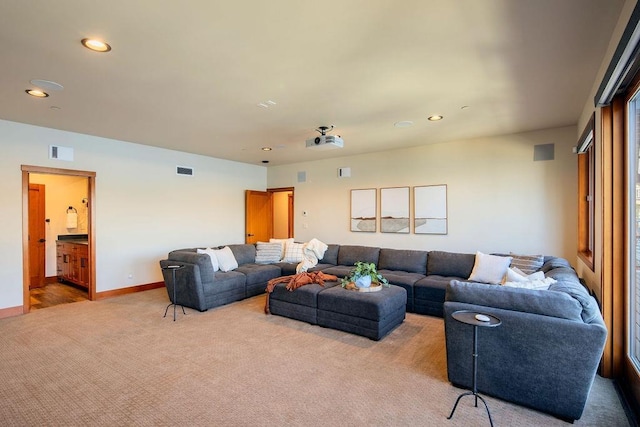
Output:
[{"xmin": 0, "ymin": 0, "xmax": 625, "ymax": 166}]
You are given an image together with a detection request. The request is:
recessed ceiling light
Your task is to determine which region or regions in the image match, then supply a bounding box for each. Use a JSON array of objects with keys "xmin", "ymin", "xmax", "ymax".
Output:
[
  {"xmin": 25, "ymin": 89, "xmax": 49, "ymax": 98},
  {"xmin": 81, "ymin": 38, "xmax": 112, "ymax": 52},
  {"xmin": 394, "ymin": 120, "xmax": 414, "ymax": 128},
  {"xmin": 428, "ymin": 115, "xmax": 444, "ymax": 121},
  {"xmin": 262, "ymin": 160, "xmax": 270, "ymax": 164},
  {"xmin": 261, "ymin": 147, "xmax": 272, "ymax": 151}
]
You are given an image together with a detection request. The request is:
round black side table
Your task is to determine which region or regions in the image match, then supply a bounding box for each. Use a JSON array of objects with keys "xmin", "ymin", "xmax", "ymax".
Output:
[
  {"xmin": 447, "ymin": 310, "xmax": 501, "ymax": 427},
  {"xmin": 161, "ymin": 264, "xmax": 186, "ymax": 321}
]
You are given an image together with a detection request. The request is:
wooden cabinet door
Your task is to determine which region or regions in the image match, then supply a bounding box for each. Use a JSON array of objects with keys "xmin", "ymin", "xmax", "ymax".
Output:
[
  {"xmin": 77, "ymin": 245, "xmax": 89, "ymax": 288},
  {"xmin": 56, "ymin": 242, "xmax": 64, "ymax": 280}
]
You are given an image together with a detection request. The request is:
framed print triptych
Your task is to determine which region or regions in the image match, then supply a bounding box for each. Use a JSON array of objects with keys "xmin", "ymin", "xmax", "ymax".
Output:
[{"xmin": 350, "ymin": 185, "xmax": 447, "ymax": 234}]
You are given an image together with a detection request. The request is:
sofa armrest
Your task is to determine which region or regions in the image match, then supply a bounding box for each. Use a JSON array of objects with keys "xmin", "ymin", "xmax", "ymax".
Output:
[
  {"xmin": 167, "ymin": 250, "xmax": 215, "ymax": 280},
  {"xmin": 159, "ymin": 259, "xmax": 208, "ymax": 311}
]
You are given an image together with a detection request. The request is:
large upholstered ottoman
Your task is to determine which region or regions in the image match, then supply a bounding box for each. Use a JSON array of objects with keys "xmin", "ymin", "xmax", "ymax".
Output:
[
  {"xmin": 316, "ymin": 285, "xmax": 407, "ymax": 340},
  {"xmin": 268, "ymin": 281, "xmax": 340, "ymax": 324}
]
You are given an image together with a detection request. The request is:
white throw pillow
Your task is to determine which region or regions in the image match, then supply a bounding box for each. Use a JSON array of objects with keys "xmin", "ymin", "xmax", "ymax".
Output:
[
  {"xmin": 213, "ymin": 246, "xmax": 238, "ymax": 272},
  {"xmin": 269, "ymin": 238, "xmax": 294, "ymax": 260},
  {"xmin": 502, "ymin": 267, "xmax": 545, "ymax": 284},
  {"xmin": 255, "ymin": 242, "xmax": 283, "ymax": 264},
  {"xmin": 197, "ymin": 248, "xmax": 219, "ymax": 272},
  {"xmin": 503, "ymin": 267, "xmax": 527, "ymax": 283},
  {"xmin": 282, "ymin": 242, "xmax": 305, "ymax": 263},
  {"xmin": 468, "ymin": 251, "xmax": 513, "ymax": 285}
]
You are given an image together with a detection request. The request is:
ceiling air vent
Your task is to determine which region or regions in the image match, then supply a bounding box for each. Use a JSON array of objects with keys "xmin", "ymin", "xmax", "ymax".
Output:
[{"xmin": 176, "ymin": 166, "xmax": 194, "ymax": 176}]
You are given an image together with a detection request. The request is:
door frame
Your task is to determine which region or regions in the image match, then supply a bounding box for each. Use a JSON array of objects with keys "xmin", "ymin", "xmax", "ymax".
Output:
[{"xmin": 21, "ymin": 165, "xmax": 96, "ymax": 313}]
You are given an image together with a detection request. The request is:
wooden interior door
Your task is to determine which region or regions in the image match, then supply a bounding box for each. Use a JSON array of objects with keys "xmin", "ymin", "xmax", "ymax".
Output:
[
  {"xmin": 245, "ymin": 190, "xmax": 272, "ymax": 244},
  {"xmin": 28, "ymin": 184, "xmax": 46, "ymax": 289}
]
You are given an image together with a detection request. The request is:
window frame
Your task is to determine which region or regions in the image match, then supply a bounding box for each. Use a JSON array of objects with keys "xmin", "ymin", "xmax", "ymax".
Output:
[{"xmin": 578, "ymin": 113, "xmax": 596, "ymax": 271}]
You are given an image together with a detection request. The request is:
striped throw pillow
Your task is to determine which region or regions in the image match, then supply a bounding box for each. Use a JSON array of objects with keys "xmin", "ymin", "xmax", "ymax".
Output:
[
  {"xmin": 510, "ymin": 253, "xmax": 544, "ymax": 275},
  {"xmin": 255, "ymin": 242, "xmax": 283, "ymax": 264}
]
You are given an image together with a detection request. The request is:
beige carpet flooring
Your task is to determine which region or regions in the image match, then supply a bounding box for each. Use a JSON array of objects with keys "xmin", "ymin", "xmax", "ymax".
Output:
[{"xmin": 0, "ymin": 288, "xmax": 631, "ymax": 426}]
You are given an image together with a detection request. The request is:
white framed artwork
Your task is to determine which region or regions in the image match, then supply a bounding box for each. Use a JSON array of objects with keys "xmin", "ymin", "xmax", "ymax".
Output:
[
  {"xmin": 350, "ymin": 188, "xmax": 376, "ymax": 232},
  {"xmin": 414, "ymin": 184, "xmax": 448, "ymax": 234},
  {"xmin": 380, "ymin": 187, "xmax": 410, "ymax": 233}
]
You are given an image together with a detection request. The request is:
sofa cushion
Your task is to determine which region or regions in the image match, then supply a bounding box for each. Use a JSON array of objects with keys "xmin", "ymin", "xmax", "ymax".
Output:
[
  {"xmin": 227, "ymin": 244, "xmax": 256, "ymax": 266},
  {"xmin": 337, "ymin": 245, "xmax": 380, "ymax": 266},
  {"xmin": 377, "ymin": 270, "xmax": 424, "ymax": 312},
  {"xmin": 319, "ymin": 244, "xmax": 339, "ymax": 265},
  {"xmin": 468, "ymin": 251, "xmax": 512, "ymax": 284},
  {"xmin": 548, "ymin": 278, "xmax": 601, "ymax": 323},
  {"xmin": 317, "ymin": 285, "xmax": 407, "ymax": 321},
  {"xmin": 321, "ymin": 265, "xmax": 357, "ymax": 279},
  {"xmin": 446, "ymin": 280, "xmax": 583, "ymax": 321},
  {"xmin": 269, "ymin": 281, "xmax": 339, "ymax": 308},
  {"xmin": 415, "ymin": 275, "xmax": 460, "ymax": 299},
  {"xmin": 378, "ymin": 249, "xmax": 428, "ymax": 274},
  {"xmin": 540, "ymin": 256, "xmax": 572, "ymax": 273},
  {"xmin": 234, "ymin": 264, "xmax": 281, "ymax": 286},
  {"xmin": 427, "ymin": 251, "xmax": 475, "ymax": 278}
]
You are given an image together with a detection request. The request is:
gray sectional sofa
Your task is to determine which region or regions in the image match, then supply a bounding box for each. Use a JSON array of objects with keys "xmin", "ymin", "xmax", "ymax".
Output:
[{"xmin": 160, "ymin": 243, "xmax": 606, "ymax": 422}]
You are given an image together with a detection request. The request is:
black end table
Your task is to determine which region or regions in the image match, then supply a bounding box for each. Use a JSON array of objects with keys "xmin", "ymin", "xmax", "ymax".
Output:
[
  {"xmin": 162, "ymin": 265, "xmax": 186, "ymax": 321},
  {"xmin": 447, "ymin": 310, "xmax": 501, "ymax": 427}
]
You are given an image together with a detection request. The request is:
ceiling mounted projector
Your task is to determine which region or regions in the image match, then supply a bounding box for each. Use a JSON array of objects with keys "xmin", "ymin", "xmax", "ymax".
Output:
[{"xmin": 305, "ymin": 125, "xmax": 344, "ymax": 149}]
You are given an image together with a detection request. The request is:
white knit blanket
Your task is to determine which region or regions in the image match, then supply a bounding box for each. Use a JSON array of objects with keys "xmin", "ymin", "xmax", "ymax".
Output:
[{"xmin": 296, "ymin": 238, "xmax": 328, "ymax": 273}]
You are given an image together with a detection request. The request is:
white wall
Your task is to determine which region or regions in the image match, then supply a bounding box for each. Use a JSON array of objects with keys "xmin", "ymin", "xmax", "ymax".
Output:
[
  {"xmin": 0, "ymin": 119, "xmax": 266, "ymax": 310},
  {"xmin": 268, "ymin": 126, "xmax": 578, "ymax": 259}
]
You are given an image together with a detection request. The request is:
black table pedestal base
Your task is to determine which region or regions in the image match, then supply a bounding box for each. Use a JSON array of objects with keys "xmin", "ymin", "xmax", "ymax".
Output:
[
  {"xmin": 447, "ymin": 311, "xmax": 501, "ymax": 427},
  {"xmin": 163, "ymin": 301, "xmax": 186, "ymax": 321},
  {"xmin": 162, "ymin": 264, "xmax": 186, "ymax": 321},
  {"xmin": 447, "ymin": 390, "xmax": 494, "ymax": 427}
]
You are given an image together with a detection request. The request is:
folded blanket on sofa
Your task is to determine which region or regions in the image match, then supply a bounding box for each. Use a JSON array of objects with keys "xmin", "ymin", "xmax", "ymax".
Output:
[{"xmin": 296, "ymin": 238, "xmax": 328, "ymax": 273}]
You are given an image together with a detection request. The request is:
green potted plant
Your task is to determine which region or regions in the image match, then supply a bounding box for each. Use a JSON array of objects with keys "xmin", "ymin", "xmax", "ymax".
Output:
[{"xmin": 341, "ymin": 261, "xmax": 389, "ymax": 291}]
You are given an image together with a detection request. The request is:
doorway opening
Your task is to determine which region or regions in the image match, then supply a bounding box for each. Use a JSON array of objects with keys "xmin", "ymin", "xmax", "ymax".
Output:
[
  {"xmin": 245, "ymin": 187, "xmax": 294, "ymax": 244},
  {"xmin": 22, "ymin": 165, "xmax": 96, "ymax": 313},
  {"xmin": 271, "ymin": 188, "xmax": 294, "ymax": 239}
]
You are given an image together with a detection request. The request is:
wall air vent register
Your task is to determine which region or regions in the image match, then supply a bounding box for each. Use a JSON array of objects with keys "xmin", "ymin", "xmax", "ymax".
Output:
[{"xmin": 176, "ymin": 166, "xmax": 194, "ymax": 176}]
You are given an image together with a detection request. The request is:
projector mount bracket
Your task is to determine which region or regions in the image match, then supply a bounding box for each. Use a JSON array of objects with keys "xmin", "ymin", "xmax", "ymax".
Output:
[{"xmin": 315, "ymin": 125, "xmax": 334, "ymax": 136}]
